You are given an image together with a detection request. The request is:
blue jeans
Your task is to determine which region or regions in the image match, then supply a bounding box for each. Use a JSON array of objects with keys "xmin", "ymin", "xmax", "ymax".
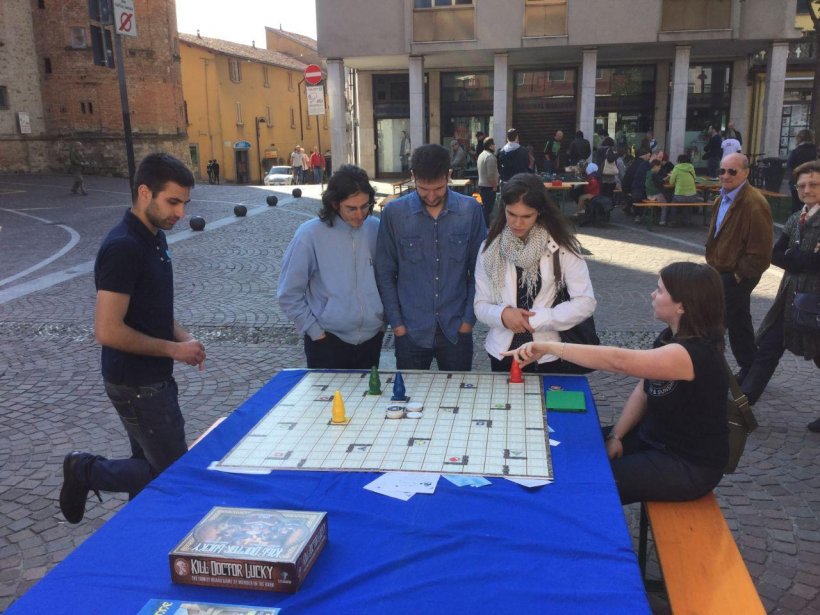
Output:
[
  {"xmin": 603, "ymin": 426, "xmax": 723, "ymax": 504},
  {"xmin": 394, "ymin": 327, "xmax": 473, "ymax": 371},
  {"xmin": 313, "ymin": 168, "xmax": 323, "ymax": 184},
  {"xmin": 82, "ymin": 378, "xmax": 187, "ymax": 498}
]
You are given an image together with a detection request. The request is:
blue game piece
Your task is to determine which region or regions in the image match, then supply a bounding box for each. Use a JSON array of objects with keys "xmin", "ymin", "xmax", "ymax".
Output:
[{"xmin": 391, "ymin": 371, "xmax": 406, "ymax": 401}]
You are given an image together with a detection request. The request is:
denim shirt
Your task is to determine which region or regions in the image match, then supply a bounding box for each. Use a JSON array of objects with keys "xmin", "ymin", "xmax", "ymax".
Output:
[{"xmin": 375, "ymin": 189, "xmax": 487, "ymax": 347}]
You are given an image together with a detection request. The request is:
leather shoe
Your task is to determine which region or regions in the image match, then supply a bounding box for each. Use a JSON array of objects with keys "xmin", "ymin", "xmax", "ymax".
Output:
[
  {"xmin": 60, "ymin": 452, "xmax": 99, "ymax": 524},
  {"xmin": 809, "ymin": 418, "xmax": 820, "ymax": 433}
]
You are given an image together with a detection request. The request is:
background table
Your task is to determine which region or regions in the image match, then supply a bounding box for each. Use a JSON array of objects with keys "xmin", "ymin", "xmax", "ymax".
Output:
[{"xmin": 8, "ymin": 370, "xmax": 649, "ymax": 614}]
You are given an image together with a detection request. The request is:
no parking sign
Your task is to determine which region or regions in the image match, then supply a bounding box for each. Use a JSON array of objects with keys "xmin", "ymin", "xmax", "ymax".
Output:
[{"xmin": 113, "ymin": 0, "xmax": 138, "ymax": 37}]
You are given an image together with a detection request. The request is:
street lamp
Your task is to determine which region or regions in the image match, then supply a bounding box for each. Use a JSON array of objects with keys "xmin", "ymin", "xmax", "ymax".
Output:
[{"xmin": 255, "ymin": 116, "xmax": 266, "ymax": 184}]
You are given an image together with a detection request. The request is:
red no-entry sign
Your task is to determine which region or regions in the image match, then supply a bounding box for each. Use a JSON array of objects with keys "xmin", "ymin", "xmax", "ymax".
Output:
[{"xmin": 305, "ymin": 64, "xmax": 323, "ymax": 85}]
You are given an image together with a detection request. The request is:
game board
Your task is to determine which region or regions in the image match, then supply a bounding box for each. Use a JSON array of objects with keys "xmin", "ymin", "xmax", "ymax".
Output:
[{"xmin": 211, "ymin": 370, "xmax": 553, "ymax": 480}]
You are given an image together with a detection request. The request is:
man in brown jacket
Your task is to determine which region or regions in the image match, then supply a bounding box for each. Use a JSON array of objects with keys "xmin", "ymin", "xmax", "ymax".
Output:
[{"xmin": 705, "ymin": 152, "xmax": 773, "ymax": 381}]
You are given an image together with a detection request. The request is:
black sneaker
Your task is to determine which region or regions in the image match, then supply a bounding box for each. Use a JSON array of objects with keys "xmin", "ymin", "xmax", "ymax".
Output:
[
  {"xmin": 808, "ymin": 418, "xmax": 820, "ymax": 433},
  {"xmin": 59, "ymin": 452, "xmax": 99, "ymax": 524}
]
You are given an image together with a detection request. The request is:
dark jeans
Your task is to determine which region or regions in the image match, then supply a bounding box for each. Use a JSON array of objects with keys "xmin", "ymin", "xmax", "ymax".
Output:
[
  {"xmin": 479, "ymin": 187, "xmax": 496, "ymax": 228},
  {"xmin": 603, "ymin": 426, "xmax": 723, "ymax": 505},
  {"xmin": 707, "ymin": 157, "xmax": 720, "ymax": 178},
  {"xmin": 489, "ymin": 354, "xmax": 580, "ymax": 374},
  {"xmin": 304, "ymin": 330, "xmax": 384, "ymax": 370},
  {"xmin": 722, "ymin": 272, "xmax": 762, "ymax": 375},
  {"xmin": 395, "ymin": 327, "xmax": 473, "ymax": 371},
  {"xmin": 79, "ymin": 378, "xmax": 187, "ymax": 499}
]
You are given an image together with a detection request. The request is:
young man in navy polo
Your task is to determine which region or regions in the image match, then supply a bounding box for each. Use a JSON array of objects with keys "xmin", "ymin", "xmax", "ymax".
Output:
[{"xmin": 59, "ymin": 153, "xmax": 205, "ymax": 524}]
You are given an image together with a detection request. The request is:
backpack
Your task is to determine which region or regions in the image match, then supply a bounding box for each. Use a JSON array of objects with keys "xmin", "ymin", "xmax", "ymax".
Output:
[{"xmin": 605, "ymin": 147, "xmax": 618, "ymax": 163}]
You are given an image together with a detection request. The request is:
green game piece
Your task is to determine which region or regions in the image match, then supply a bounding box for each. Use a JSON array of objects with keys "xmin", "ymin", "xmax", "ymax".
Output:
[
  {"xmin": 368, "ymin": 366, "xmax": 382, "ymax": 395},
  {"xmin": 545, "ymin": 390, "xmax": 586, "ymax": 413}
]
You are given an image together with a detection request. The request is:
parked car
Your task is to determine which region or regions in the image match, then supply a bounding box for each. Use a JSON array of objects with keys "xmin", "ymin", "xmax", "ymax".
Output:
[{"xmin": 263, "ymin": 165, "xmax": 293, "ymax": 186}]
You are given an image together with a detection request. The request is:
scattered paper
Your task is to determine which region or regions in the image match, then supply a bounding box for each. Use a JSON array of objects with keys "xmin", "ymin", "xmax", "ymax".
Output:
[
  {"xmin": 505, "ymin": 477, "xmax": 554, "ymax": 488},
  {"xmin": 549, "ymin": 439, "xmax": 560, "ymax": 447},
  {"xmin": 364, "ymin": 472, "xmax": 440, "ymax": 500},
  {"xmin": 548, "ymin": 425, "xmax": 555, "ymax": 433},
  {"xmin": 443, "ymin": 475, "xmax": 491, "ymax": 488}
]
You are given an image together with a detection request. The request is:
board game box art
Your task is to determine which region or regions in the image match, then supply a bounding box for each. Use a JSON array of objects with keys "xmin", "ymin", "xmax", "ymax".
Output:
[
  {"xmin": 169, "ymin": 507, "xmax": 327, "ymax": 593},
  {"xmin": 138, "ymin": 598, "xmax": 281, "ymax": 614}
]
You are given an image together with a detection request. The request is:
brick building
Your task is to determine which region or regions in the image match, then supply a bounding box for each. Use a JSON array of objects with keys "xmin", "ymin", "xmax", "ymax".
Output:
[{"xmin": 0, "ymin": 0, "xmax": 189, "ymax": 176}]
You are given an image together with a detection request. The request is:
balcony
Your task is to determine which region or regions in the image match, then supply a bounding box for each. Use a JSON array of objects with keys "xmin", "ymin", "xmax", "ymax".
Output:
[
  {"xmin": 413, "ymin": 5, "xmax": 474, "ymax": 42},
  {"xmin": 661, "ymin": 0, "xmax": 731, "ymax": 31},
  {"xmin": 524, "ymin": 0, "xmax": 567, "ymax": 37}
]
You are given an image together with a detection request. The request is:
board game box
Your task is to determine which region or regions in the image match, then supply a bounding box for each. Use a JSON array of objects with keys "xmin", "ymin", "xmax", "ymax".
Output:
[
  {"xmin": 138, "ymin": 598, "xmax": 280, "ymax": 614},
  {"xmin": 169, "ymin": 507, "xmax": 327, "ymax": 593}
]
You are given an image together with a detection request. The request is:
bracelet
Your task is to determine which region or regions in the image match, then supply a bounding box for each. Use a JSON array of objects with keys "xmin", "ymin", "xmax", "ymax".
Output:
[{"xmin": 606, "ymin": 432, "xmax": 621, "ymax": 442}]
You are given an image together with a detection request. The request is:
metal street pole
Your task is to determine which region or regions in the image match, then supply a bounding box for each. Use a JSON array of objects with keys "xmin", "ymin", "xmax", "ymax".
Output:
[
  {"xmin": 255, "ymin": 117, "xmax": 266, "ymax": 184},
  {"xmin": 110, "ymin": 0, "xmax": 136, "ymax": 194},
  {"xmin": 298, "ymin": 78, "xmax": 305, "ymax": 142},
  {"xmin": 316, "ymin": 88, "xmax": 322, "ymax": 187}
]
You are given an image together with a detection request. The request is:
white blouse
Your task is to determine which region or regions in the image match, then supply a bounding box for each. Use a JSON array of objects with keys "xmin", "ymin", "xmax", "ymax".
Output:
[{"xmin": 474, "ymin": 239, "xmax": 597, "ymax": 363}]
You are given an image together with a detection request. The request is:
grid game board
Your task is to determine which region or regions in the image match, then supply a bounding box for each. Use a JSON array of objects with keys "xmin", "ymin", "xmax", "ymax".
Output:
[{"xmin": 211, "ymin": 370, "xmax": 552, "ymax": 480}]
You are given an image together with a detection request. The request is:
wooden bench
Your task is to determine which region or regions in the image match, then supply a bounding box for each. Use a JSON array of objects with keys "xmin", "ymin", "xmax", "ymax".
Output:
[
  {"xmin": 638, "ymin": 493, "xmax": 765, "ymax": 614},
  {"xmin": 391, "ymin": 178, "xmax": 412, "ymax": 196},
  {"xmin": 635, "ymin": 200, "xmax": 708, "ymax": 229}
]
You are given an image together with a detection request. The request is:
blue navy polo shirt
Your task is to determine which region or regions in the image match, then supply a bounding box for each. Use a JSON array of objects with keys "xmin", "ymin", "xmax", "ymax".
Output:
[{"xmin": 94, "ymin": 210, "xmax": 174, "ymax": 386}]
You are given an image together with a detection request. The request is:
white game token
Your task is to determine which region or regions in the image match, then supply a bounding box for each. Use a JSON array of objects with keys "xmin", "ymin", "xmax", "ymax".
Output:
[
  {"xmin": 406, "ymin": 411, "xmax": 423, "ymax": 419},
  {"xmin": 386, "ymin": 406, "xmax": 405, "ymax": 419},
  {"xmin": 406, "ymin": 402, "xmax": 423, "ymax": 413}
]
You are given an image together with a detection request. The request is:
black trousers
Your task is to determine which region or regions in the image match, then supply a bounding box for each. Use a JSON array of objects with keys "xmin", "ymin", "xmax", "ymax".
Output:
[
  {"xmin": 489, "ymin": 354, "xmax": 580, "ymax": 374},
  {"xmin": 479, "ymin": 187, "xmax": 496, "ymax": 228},
  {"xmin": 304, "ymin": 331, "xmax": 384, "ymax": 370},
  {"xmin": 722, "ymin": 272, "xmax": 761, "ymax": 374}
]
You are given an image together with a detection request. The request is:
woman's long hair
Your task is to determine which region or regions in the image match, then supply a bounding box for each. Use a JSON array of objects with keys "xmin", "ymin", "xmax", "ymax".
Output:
[
  {"xmin": 660, "ymin": 262, "xmax": 725, "ymax": 351},
  {"xmin": 482, "ymin": 173, "xmax": 580, "ymax": 255}
]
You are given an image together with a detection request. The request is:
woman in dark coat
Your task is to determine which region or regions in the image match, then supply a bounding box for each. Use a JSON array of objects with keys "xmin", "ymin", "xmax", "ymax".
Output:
[
  {"xmin": 787, "ymin": 129, "xmax": 818, "ymax": 213},
  {"xmin": 742, "ymin": 160, "xmax": 820, "ymax": 431}
]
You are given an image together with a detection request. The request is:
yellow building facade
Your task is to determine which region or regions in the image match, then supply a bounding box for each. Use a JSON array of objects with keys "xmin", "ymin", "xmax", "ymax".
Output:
[{"xmin": 179, "ymin": 33, "xmax": 330, "ymax": 184}]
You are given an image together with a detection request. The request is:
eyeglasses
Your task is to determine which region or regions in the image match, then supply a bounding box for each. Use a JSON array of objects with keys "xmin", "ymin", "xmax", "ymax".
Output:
[
  {"xmin": 718, "ymin": 168, "xmax": 740, "ymax": 176},
  {"xmin": 796, "ymin": 182, "xmax": 820, "ymax": 191}
]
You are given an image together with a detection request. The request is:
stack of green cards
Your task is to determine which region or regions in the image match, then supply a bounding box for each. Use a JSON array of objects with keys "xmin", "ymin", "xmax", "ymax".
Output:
[{"xmin": 546, "ymin": 390, "xmax": 586, "ymax": 413}]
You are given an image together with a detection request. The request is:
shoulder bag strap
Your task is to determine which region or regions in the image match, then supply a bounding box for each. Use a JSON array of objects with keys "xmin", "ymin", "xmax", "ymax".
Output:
[{"xmin": 722, "ymin": 355, "xmax": 759, "ymax": 433}]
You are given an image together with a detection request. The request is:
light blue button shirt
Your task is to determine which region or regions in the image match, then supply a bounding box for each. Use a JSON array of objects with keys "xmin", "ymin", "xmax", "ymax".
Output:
[{"xmin": 714, "ymin": 181, "xmax": 747, "ymax": 237}]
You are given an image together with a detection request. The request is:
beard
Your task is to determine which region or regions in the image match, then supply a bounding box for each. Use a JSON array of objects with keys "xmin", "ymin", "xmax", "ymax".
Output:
[{"xmin": 146, "ymin": 200, "xmax": 179, "ymax": 230}]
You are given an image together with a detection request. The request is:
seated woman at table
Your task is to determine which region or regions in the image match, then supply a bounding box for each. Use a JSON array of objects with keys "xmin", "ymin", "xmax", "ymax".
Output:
[
  {"xmin": 505, "ymin": 262, "xmax": 729, "ymax": 504},
  {"xmin": 474, "ymin": 173, "xmax": 596, "ymax": 374}
]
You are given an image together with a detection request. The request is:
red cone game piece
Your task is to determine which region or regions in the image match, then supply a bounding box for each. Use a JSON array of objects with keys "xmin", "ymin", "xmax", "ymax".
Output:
[{"xmin": 509, "ymin": 360, "xmax": 524, "ymax": 384}]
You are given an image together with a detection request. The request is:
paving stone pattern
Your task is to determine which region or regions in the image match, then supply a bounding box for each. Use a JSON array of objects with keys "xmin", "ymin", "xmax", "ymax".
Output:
[{"xmin": 0, "ymin": 174, "xmax": 818, "ymax": 612}]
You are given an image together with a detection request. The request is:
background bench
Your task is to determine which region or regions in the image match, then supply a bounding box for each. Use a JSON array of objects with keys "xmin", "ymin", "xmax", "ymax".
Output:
[
  {"xmin": 639, "ymin": 492, "xmax": 765, "ymax": 614},
  {"xmin": 634, "ymin": 201, "xmax": 708, "ymax": 229}
]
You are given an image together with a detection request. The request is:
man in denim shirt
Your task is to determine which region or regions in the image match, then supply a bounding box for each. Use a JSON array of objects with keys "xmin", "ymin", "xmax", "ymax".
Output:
[{"xmin": 376, "ymin": 144, "xmax": 487, "ymax": 370}]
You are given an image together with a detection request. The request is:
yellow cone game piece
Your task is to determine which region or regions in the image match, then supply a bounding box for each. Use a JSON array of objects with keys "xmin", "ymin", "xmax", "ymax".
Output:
[{"xmin": 331, "ymin": 390, "xmax": 349, "ymax": 424}]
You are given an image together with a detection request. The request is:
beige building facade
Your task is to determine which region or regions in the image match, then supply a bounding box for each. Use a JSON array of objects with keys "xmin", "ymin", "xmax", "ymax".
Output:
[{"xmin": 317, "ymin": 0, "xmax": 802, "ymax": 178}]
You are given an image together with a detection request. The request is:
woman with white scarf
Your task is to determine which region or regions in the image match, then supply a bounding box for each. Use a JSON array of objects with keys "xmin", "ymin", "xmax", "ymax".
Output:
[{"xmin": 474, "ymin": 173, "xmax": 597, "ymax": 373}]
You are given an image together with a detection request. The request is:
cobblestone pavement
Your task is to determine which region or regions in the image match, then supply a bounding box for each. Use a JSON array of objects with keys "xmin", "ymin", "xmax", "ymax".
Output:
[{"xmin": 1, "ymin": 173, "xmax": 818, "ymax": 612}]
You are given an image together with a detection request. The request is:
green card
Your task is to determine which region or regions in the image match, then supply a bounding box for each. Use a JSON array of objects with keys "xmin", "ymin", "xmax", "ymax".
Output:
[{"xmin": 546, "ymin": 390, "xmax": 586, "ymax": 413}]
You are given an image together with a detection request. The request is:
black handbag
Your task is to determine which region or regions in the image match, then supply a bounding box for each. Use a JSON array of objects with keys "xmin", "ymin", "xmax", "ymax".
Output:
[
  {"xmin": 551, "ymin": 253, "xmax": 600, "ymax": 374},
  {"xmin": 723, "ymin": 358, "xmax": 758, "ymax": 474},
  {"xmin": 793, "ymin": 291, "xmax": 820, "ymax": 332}
]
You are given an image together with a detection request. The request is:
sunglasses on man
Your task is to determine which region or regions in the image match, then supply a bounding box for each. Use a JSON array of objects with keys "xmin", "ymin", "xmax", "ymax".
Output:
[{"xmin": 718, "ymin": 168, "xmax": 742, "ymax": 176}]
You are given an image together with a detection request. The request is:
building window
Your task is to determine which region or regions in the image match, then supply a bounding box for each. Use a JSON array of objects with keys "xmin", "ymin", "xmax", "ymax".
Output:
[
  {"xmin": 661, "ymin": 0, "xmax": 731, "ymax": 31},
  {"xmin": 413, "ymin": 0, "xmax": 474, "ymax": 42},
  {"xmin": 524, "ymin": 0, "xmax": 567, "ymax": 37},
  {"xmin": 288, "ymin": 72, "xmax": 294, "ymax": 91},
  {"xmin": 37, "ymin": 0, "xmax": 45, "ymax": 8},
  {"xmin": 44, "ymin": 58, "xmax": 52, "ymax": 74},
  {"xmin": 0, "ymin": 86, "xmax": 8, "ymax": 109},
  {"xmin": 80, "ymin": 101, "xmax": 94, "ymax": 114},
  {"xmin": 266, "ymin": 106, "xmax": 272, "ymax": 125},
  {"xmin": 235, "ymin": 101, "xmax": 243, "ymax": 125},
  {"xmin": 70, "ymin": 27, "xmax": 87, "ymax": 49},
  {"xmin": 263, "ymin": 66, "xmax": 270, "ymax": 87},
  {"xmin": 229, "ymin": 58, "xmax": 242, "ymax": 83},
  {"xmin": 290, "ymin": 107, "xmax": 296, "ymax": 128},
  {"xmin": 547, "ymin": 70, "xmax": 566, "ymax": 82}
]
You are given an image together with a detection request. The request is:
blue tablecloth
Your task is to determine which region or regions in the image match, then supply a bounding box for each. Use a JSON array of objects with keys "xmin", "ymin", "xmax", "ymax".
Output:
[{"xmin": 9, "ymin": 370, "xmax": 649, "ymax": 614}]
